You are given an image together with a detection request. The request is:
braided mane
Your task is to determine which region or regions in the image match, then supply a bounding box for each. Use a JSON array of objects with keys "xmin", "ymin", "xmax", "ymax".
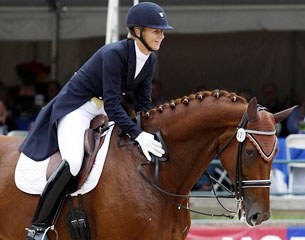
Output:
[{"xmin": 145, "ymin": 89, "xmax": 247, "ymax": 117}]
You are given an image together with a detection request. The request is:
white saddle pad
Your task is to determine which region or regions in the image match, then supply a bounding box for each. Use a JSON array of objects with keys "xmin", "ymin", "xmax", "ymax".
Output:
[{"xmin": 15, "ymin": 122, "xmax": 115, "ymax": 196}]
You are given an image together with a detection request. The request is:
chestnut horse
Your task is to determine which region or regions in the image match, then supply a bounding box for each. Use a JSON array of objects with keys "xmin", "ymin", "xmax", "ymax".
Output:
[{"xmin": 0, "ymin": 90, "xmax": 295, "ymax": 240}]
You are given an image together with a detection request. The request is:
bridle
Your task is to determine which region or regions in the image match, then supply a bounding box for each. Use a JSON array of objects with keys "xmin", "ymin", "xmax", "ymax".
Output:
[
  {"xmin": 215, "ymin": 107, "xmax": 274, "ymax": 201},
  {"xmin": 136, "ymin": 105, "xmax": 275, "ymax": 217}
]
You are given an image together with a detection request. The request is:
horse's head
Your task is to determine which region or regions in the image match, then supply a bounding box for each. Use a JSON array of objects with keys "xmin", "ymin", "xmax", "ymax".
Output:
[
  {"xmin": 218, "ymin": 97, "xmax": 296, "ymax": 227},
  {"xmin": 141, "ymin": 90, "xmax": 296, "ymax": 227}
]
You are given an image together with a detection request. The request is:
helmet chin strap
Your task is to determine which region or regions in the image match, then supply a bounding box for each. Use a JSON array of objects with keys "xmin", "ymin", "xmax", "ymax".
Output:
[{"xmin": 130, "ymin": 27, "xmax": 154, "ymax": 52}]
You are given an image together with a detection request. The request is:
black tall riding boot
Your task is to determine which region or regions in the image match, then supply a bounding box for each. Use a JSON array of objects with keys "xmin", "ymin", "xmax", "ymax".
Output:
[{"xmin": 26, "ymin": 160, "xmax": 74, "ymax": 240}]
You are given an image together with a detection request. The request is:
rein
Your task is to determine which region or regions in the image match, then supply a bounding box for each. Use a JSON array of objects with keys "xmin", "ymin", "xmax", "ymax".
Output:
[
  {"xmin": 137, "ymin": 132, "xmax": 236, "ymax": 219},
  {"xmin": 137, "ymin": 161, "xmax": 236, "ymax": 218},
  {"xmin": 120, "ymin": 106, "xmax": 274, "ymax": 218},
  {"xmin": 116, "ymin": 130, "xmax": 236, "ymax": 218}
]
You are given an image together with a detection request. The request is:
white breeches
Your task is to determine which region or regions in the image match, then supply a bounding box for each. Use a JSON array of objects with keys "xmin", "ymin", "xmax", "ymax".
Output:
[{"xmin": 57, "ymin": 99, "xmax": 106, "ymax": 176}]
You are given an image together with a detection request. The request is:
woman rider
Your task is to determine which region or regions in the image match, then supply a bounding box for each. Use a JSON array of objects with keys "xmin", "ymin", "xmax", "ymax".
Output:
[{"xmin": 20, "ymin": 2, "xmax": 173, "ymax": 239}]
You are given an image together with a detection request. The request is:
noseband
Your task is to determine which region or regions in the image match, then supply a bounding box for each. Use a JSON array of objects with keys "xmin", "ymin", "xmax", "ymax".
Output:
[{"xmin": 216, "ymin": 106, "xmax": 274, "ymax": 200}]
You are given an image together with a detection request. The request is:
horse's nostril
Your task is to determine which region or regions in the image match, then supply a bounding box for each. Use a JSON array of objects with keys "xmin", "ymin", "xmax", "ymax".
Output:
[{"xmin": 250, "ymin": 212, "xmax": 261, "ymax": 226}]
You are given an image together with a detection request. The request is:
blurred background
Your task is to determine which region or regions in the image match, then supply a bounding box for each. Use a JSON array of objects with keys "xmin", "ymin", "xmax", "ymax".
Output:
[
  {"xmin": 1, "ymin": 1, "xmax": 305, "ymax": 238},
  {"xmin": 1, "ymin": 0, "xmax": 305, "ymax": 102}
]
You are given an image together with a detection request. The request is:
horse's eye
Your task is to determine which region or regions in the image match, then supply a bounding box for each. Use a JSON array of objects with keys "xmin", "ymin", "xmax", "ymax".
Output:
[{"xmin": 245, "ymin": 148, "xmax": 256, "ymax": 158}]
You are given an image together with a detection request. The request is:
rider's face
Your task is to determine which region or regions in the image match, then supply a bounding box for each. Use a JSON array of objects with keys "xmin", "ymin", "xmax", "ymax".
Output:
[
  {"xmin": 134, "ymin": 27, "xmax": 165, "ymax": 53},
  {"xmin": 142, "ymin": 27, "xmax": 165, "ymax": 51}
]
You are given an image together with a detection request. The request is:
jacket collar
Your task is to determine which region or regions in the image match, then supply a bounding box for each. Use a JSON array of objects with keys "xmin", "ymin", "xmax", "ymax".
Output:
[
  {"xmin": 127, "ymin": 39, "xmax": 136, "ymax": 83},
  {"xmin": 127, "ymin": 39, "xmax": 155, "ymax": 79}
]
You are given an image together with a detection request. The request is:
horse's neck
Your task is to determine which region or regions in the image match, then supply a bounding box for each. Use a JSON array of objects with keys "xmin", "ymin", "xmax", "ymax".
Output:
[{"xmin": 142, "ymin": 96, "xmax": 247, "ymax": 194}]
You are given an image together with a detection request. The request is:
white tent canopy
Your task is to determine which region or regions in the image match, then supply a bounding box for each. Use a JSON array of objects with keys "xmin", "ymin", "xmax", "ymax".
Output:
[
  {"xmin": 1, "ymin": 0, "xmax": 305, "ymax": 102},
  {"xmin": 0, "ymin": 6, "xmax": 108, "ymax": 41},
  {"xmin": 1, "ymin": 3, "xmax": 305, "ymax": 40}
]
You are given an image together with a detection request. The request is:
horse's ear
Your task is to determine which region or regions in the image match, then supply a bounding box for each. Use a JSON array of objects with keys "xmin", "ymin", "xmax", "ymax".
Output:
[
  {"xmin": 273, "ymin": 105, "xmax": 298, "ymax": 123},
  {"xmin": 247, "ymin": 97, "xmax": 259, "ymax": 123}
]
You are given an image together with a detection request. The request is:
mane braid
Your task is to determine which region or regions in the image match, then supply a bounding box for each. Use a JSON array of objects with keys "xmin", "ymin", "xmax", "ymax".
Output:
[{"xmin": 145, "ymin": 89, "xmax": 247, "ymax": 117}]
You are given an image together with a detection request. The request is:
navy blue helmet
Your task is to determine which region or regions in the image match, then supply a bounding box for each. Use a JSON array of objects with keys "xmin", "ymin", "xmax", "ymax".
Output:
[{"xmin": 126, "ymin": 2, "xmax": 173, "ymax": 30}]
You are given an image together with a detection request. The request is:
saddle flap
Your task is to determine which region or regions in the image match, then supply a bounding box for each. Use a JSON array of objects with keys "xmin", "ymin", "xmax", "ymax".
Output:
[
  {"xmin": 78, "ymin": 115, "xmax": 109, "ymax": 188},
  {"xmin": 47, "ymin": 114, "xmax": 109, "ymax": 188},
  {"xmin": 46, "ymin": 152, "xmax": 62, "ymax": 180},
  {"xmin": 84, "ymin": 129, "xmax": 95, "ymax": 155}
]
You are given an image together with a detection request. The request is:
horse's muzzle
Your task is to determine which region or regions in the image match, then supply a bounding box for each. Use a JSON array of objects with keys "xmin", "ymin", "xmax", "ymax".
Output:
[{"xmin": 238, "ymin": 201, "xmax": 271, "ymax": 227}]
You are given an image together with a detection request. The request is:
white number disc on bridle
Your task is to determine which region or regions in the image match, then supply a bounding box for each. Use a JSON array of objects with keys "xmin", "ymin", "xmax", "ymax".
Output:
[{"xmin": 236, "ymin": 128, "xmax": 246, "ymax": 142}]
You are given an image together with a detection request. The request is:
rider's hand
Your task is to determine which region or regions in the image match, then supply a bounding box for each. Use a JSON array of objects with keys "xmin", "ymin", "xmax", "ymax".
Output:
[{"xmin": 135, "ymin": 131, "xmax": 165, "ymax": 161}]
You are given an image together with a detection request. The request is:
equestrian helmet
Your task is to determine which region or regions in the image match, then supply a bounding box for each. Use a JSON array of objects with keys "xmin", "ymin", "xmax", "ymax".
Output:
[{"xmin": 126, "ymin": 2, "xmax": 173, "ymax": 30}]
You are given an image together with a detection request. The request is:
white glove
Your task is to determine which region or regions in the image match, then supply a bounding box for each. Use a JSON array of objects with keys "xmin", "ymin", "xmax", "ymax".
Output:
[{"xmin": 135, "ymin": 131, "xmax": 165, "ymax": 161}]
